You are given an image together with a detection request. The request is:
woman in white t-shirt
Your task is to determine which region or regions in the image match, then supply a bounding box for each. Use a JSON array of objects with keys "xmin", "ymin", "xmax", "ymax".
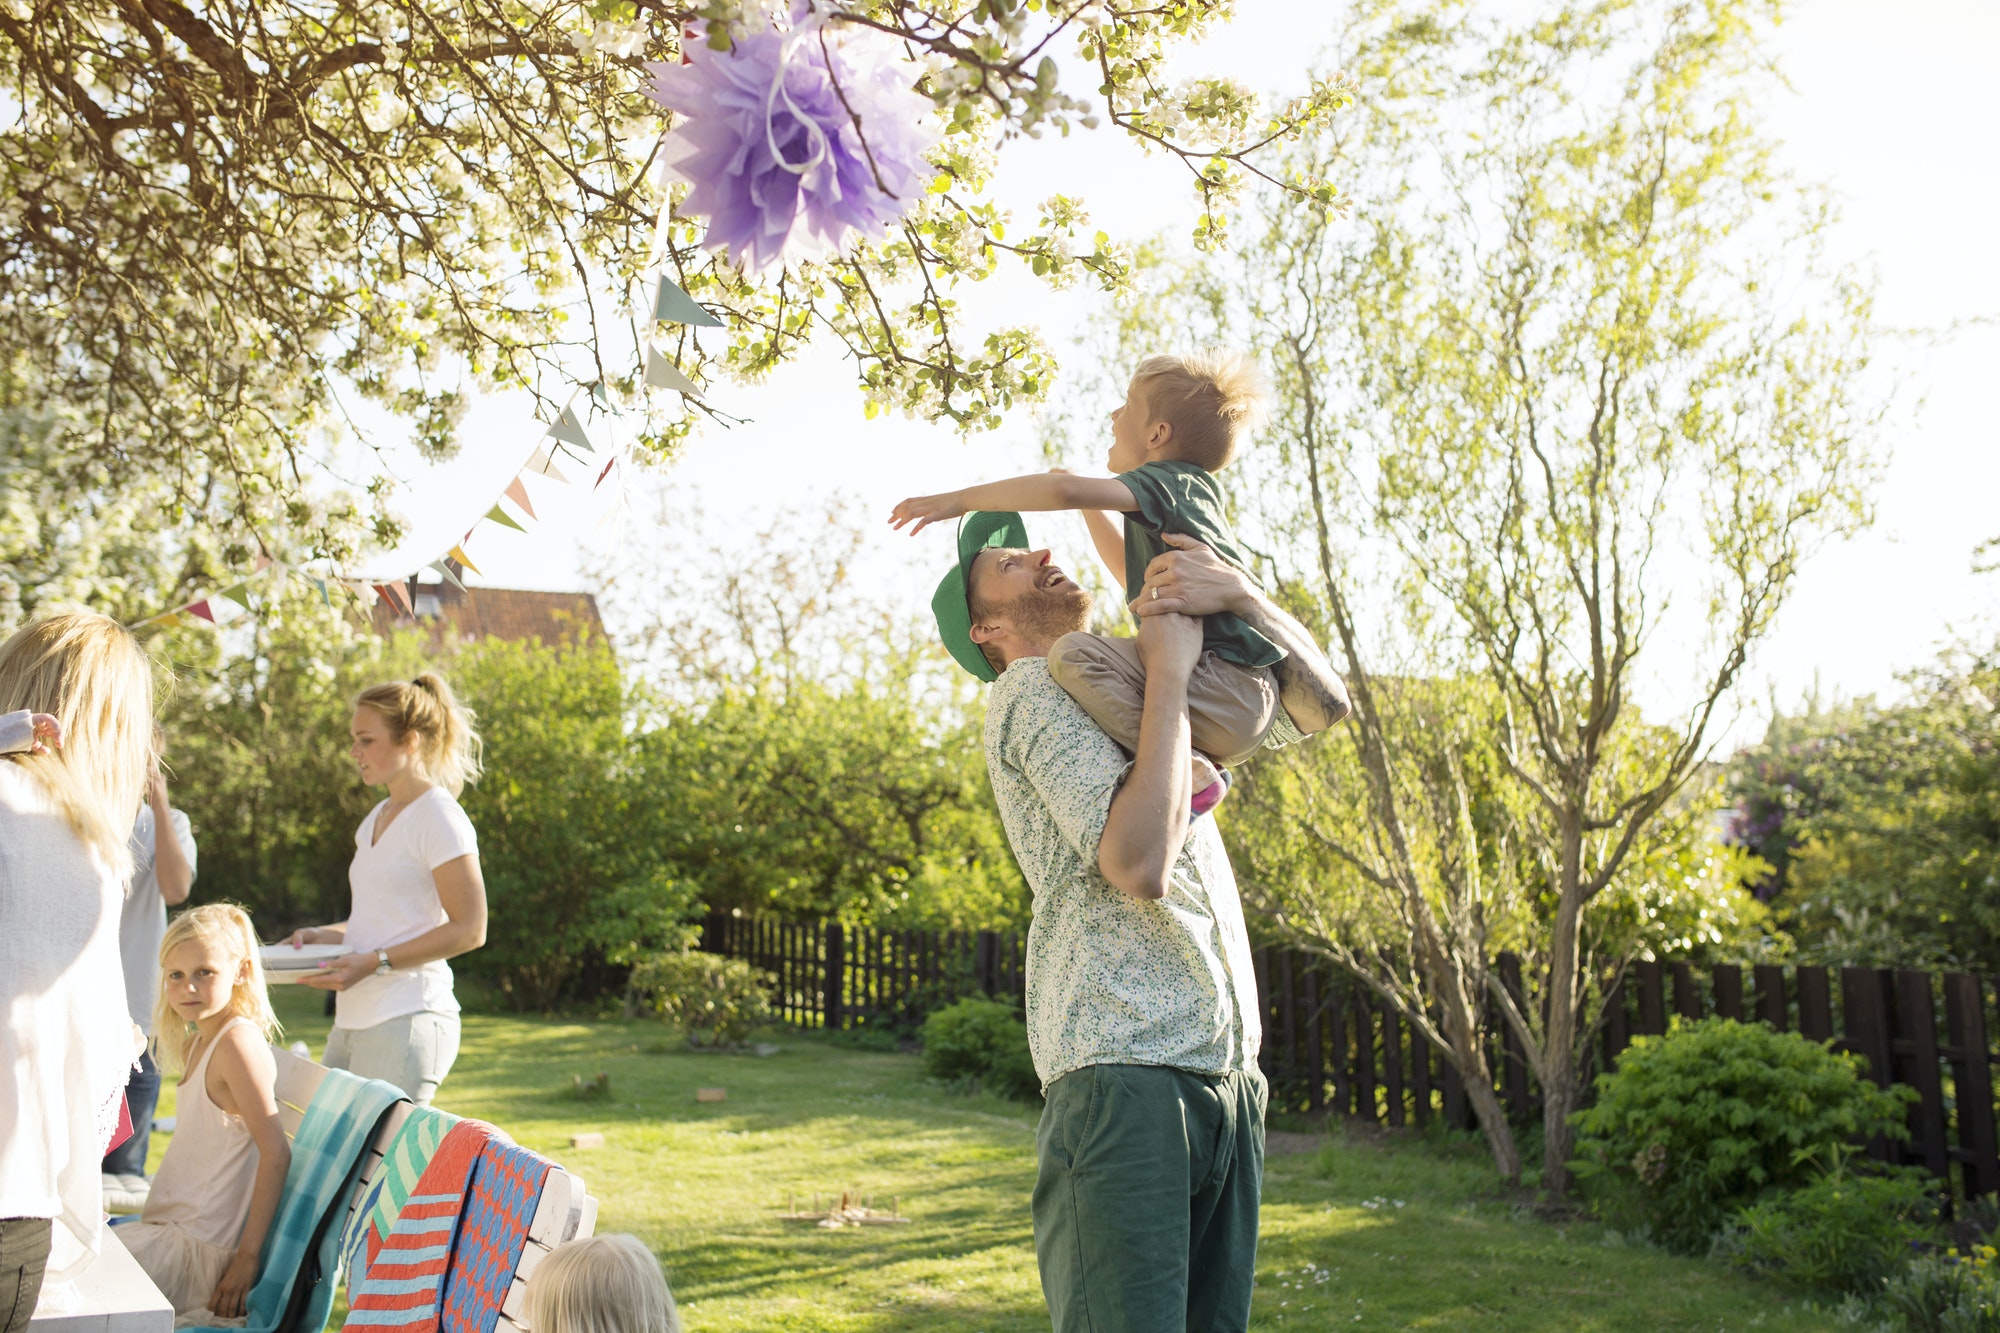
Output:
[{"xmin": 287, "ymin": 673, "xmax": 486, "ymax": 1105}]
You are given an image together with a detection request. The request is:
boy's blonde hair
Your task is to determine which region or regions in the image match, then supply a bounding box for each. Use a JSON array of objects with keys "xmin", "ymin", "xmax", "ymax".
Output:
[
  {"xmin": 152, "ymin": 903, "xmax": 282, "ymax": 1074},
  {"xmin": 525, "ymin": 1234, "xmax": 680, "ymax": 1333},
  {"xmin": 1130, "ymin": 349, "xmax": 1271, "ymax": 472},
  {"xmin": 354, "ymin": 672, "xmax": 483, "ymax": 797},
  {"xmin": 0, "ymin": 611, "xmax": 155, "ymax": 880}
]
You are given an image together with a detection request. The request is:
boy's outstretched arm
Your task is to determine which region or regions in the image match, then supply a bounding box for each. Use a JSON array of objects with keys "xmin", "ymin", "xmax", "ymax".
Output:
[
  {"xmin": 890, "ymin": 472, "xmax": 1136, "ymax": 535},
  {"xmin": 1049, "ymin": 469, "xmax": 1128, "ymax": 582}
]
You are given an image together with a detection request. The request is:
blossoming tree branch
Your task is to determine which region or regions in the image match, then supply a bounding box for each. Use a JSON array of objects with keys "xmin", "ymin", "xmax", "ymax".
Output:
[{"xmin": 0, "ymin": 0, "xmax": 1354, "ymax": 570}]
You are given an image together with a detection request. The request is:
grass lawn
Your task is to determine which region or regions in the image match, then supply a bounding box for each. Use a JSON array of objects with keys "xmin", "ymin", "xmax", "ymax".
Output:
[{"xmin": 143, "ymin": 987, "xmax": 1827, "ymax": 1331}]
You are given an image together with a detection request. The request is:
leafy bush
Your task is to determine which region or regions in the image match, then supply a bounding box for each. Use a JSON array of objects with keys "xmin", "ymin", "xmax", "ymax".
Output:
[
  {"xmin": 919, "ymin": 997, "xmax": 1041, "ymax": 1102},
  {"xmin": 628, "ymin": 950, "xmax": 774, "ymax": 1049},
  {"xmin": 1715, "ymin": 1155, "xmax": 1939, "ymax": 1293},
  {"xmin": 1569, "ymin": 1018, "xmax": 1914, "ymax": 1252},
  {"xmin": 1882, "ymin": 1250, "xmax": 2000, "ymax": 1333}
]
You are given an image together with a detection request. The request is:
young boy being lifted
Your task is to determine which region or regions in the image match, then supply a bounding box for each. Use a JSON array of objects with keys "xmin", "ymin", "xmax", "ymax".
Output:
[{"xmin": 890, "ymin": 349, "xmax": 1334, "ymax": 811}]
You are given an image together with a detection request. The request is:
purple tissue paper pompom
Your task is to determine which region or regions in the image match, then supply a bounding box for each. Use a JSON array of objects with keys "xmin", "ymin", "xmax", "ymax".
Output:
[{"xmin": 645, "ymin": 14, "xmax": 940, "ymax": 272}]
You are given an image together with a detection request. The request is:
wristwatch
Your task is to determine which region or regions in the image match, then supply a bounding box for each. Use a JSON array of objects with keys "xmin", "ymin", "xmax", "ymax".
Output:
[{"xmin": 374, "ymin": 949, "xmax": 392, "ymax": 976}]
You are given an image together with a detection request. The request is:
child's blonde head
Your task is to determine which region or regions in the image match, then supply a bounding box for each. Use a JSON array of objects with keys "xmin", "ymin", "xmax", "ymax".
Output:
[
  {"xmin": 525, "ymin": 1234, "xmax": 680, "ymax": 1333},
  {"xmin": 0, "ymin": 610, "xmax": 155, "ymax": 880},
  {"xmin": 1130, "ymin": 349, "xmax": 1271, "ymax": 472},
  {"xmin": 353, "ymin": 672, "xmax": 482, "ymax": 797},
  {"xmin": 152, "ymin": 903, "xmax": 281, "ymax": 1073}
]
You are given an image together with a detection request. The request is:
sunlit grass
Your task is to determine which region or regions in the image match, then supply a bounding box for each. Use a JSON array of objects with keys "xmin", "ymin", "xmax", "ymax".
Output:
[{"xmin": 139, "ymin": 987, "xmax": 1827, "ymax": 1331}]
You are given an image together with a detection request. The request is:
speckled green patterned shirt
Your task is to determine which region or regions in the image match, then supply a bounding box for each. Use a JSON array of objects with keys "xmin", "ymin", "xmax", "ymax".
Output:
[{"xmin": 983, "ymin": 656, "xmax": 1263, "ymax": 1091}]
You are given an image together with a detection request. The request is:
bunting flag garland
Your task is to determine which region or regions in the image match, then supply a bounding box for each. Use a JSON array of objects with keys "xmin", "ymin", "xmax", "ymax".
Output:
[
  {"xmin": 312, "ymin": 577, "xmax": 332, "ymax": 608},
  {"xmin": 653, "ymin": 275, "xmax": 724, "ymax": 328},
  {"xmin": 644, "ymin": 347, "xmax": 700, "ymax": 395},
  {"xmin": 546, "ymin": 404, "xmax": 592, "ymax": 451},
  {"xmin": 185, "ymin": 601, "xmax": 216, "ymax": 624},
  {"xmin": 595, "ymin": 454, "xmax": 618, "ymax": 490},
  {"xmin": 448, "ymin": 545, "xmax": 483, "ymax": 578},
  {"xmin": 502, "ymin": 477, "xmax": 538, "ymax": 521},
  {"xmin": 375, "ymin": 582, "xmax": 414, "ymax": 617},
  {"xmin": 429, "ymin": 560, "xmax": 468, "ymax": 593},
  {"xmin": 524, "ymin": 447, "xmax": 569, "ymax": 484},
  {"xmin": 216, "ymin": 582, "xmax": 253, "ymax": 611},
  {"xmin": 483, "ymin": 503, "xmax": 527, "ymax": 534}
]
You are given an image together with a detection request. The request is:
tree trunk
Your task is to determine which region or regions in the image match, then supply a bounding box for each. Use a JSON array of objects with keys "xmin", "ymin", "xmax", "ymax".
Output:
[
  {"xmin": 1437, "ymin": 984, "xmax": 1522, "ymax": 1181},
  {"xmin": 1540, "ymin": 828, "xmax": 1588, "ymax": 1197}
]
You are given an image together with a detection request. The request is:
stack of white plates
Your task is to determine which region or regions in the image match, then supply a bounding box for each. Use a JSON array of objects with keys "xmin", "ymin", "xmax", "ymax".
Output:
[{"xmin": 259, "ymin": 943, "xmax": 345, "ymax": 984}]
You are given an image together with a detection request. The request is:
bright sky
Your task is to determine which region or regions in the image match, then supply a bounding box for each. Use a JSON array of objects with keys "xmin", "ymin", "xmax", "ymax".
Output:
[{"xmin": 355, "ymin": 0, "xmax": 2000, "ymax": 750}]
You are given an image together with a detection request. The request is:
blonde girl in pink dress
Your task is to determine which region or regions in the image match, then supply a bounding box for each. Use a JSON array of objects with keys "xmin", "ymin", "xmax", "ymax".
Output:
[{"xmin": 120, "ymin": 905, "xmax": 291, "ymax": 1326}]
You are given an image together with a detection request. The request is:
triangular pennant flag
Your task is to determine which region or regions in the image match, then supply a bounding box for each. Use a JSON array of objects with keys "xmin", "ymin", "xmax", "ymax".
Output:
[
  {"xmin": 251, "ymin": 554, "xmax": 273, "ymax": 573},
  {"xmin": 185, "ymin": 600, "xmax": 216, "ymax": 624},
  {"xmin": 216, "ymin": 582, "xmax": 252, "ymax": 611},
  {"xmin": 154, "ymin": 611, "xmax": 184, "ymax": 630},
  {"xmin": 447, "ymin": 545, "xmax": 483, "ymax": 577},
  {"xmin": 312, "ymin": 577, "xmax": 332, "ymax": 608},
  {"xmin": 502, "ymin": 476, "xmax": 538, "ymax": 521},
  {"xmin": 375, "ymin": 582, "xmax": 414, "ymax": 617},
  {"xmin": 429, "ymin": 560, "xmax": 467, "ymax": 593},
  {"xmin": 645, "ymin": 348, "xmax": 701, "ymax": 395},
  {"xmin": 546, "ymin": 404, "xmax": 592, "ymax": 451},
  {"xmin": 525, "ymin": 447, "xmax": 570, "ymax": 484},
  {"xmin": 654, "ymin": 275, "xmax": 724, "ymax": 328},
  {"xmin": 588, "ymin": 379, "xmax": 612, "ymax": 407},
  {"xmin": 483, "ymin": 504, "xmax": 527, "ymax": 534},
  {"xmin": 595, "ymin": 454, "xmax": 618, "ymax": 491}
]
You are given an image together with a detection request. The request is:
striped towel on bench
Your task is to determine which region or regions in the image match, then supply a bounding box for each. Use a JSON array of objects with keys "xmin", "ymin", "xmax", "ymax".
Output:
[
  {"xmin": 440, "ymin": 1137, "xmax": 553, "ymax": 1333},
  {"xmin": 339, "ymin": 1106, "xmax": 457, "ymax": 1283},
  {"xmin": 342, "ymin": 1120, "xmax": 491, "ymax": 1331}
]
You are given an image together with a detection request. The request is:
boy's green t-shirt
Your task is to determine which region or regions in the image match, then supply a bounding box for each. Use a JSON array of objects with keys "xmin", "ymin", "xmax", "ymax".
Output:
[{"xmin": 1117, "ymin": 460, "xmax": 1284, "ymax": 670}]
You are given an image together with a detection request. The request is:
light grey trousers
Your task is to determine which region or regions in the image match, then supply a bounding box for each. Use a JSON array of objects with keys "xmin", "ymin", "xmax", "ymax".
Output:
[{"xmin": 323, "ymin": 1011, "xmax": 461, "ymax": 1106}]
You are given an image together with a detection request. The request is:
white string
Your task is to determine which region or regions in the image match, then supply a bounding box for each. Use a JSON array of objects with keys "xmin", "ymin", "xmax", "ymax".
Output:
[{"xmin": 763, "ymin": 16, "xmax": 832, "ymax": 183}]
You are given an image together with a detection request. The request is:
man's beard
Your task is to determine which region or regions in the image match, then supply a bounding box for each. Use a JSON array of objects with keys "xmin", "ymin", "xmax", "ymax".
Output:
[{"xmin": 1003, "ymin": 579, "xmax": 1093, "ymax": 643}]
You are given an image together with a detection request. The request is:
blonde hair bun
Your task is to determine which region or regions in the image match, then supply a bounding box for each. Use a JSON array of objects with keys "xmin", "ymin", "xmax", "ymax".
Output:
[
  {"xmin": 1130, "ymin": 348, "xmax": 1272, "ymax": 472},
  {"xmin": 353, "ymin": 672, "xmax": 483, "ymax": 797}
]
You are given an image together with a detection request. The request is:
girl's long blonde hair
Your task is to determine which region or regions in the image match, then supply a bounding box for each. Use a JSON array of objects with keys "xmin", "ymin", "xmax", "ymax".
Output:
[
  {"xmin": 354, "ymin": 672, "xmax": 482, "ymax": 797},
  {"xmin": 0, "ymin": 611, "xmax": 154, "ymax": 879},
  {"xmin": 525, "ymin": 1234, "xmax": 680, "ymax": 1333},
  {"xmin": 152, "ymin": 903, "xmax": 282, "ymax": 1074}
]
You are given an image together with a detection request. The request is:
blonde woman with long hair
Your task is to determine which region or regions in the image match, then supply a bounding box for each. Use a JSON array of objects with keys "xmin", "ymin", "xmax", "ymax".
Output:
[
  {"xmin": 286, "ymin": 673, "xmax": 487, "ymax": 1104},
  {"xmin": 119, "ymin": 905, "xmax": 289, "ymax": 1323},
  {"xmin": 0, "ymin": 611, "xmax": 155, "ymax": 1328}
]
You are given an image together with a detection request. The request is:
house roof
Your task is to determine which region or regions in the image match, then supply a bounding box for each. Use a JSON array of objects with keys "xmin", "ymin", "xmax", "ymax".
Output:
[{"xmin": 371, "ymin": 578, "xmax": 605, "ymax": 648}]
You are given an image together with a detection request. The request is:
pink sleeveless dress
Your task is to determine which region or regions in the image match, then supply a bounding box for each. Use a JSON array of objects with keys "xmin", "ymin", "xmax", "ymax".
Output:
[{"xmin": 121, "ymin": 1016, "xmax": 263, "ymax": 1323}]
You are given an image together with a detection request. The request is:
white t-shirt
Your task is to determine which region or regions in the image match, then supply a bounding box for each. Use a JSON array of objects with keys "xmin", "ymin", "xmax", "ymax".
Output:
[
  {"xmin": 335, "ymin": 786, "xmax": 478, "ymax": 1031},
  {"xmin": 123, "ymin": 804, "xmax": 198, "ymax": 1032}
]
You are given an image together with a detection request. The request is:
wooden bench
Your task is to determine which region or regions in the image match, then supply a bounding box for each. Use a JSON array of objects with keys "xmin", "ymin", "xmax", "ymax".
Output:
[{"xmin": 271, "ymin": 1048, "xmax": 598, "ymax": 1332}]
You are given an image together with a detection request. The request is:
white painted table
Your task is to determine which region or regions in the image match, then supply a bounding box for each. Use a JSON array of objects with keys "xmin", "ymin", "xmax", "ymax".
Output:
[{"xmin": 27, "ymin": 1229, "xmax": 173, "ymax": 1332}]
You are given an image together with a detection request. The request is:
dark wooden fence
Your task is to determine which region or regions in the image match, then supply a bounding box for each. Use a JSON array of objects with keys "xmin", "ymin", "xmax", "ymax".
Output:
[{"xmin": 703, "ymin": 912, "xmax": 2000, "ymax": 1198}]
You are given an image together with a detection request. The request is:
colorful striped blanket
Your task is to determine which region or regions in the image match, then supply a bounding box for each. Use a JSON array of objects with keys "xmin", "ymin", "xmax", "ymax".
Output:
[
  {"xmin": 182, "ymin": 1067, "xmax": 406, "ymax": 1333},
  {"xmin": 342, "ymin": 1121, "xmax": 551, "ymax": 1333},
  {"xmin": 338, "ymin": 1105, "xmax": 457, "ymax": 1283}
]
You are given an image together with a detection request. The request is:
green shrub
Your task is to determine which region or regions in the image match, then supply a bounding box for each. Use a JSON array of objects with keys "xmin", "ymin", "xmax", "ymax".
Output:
[
  {"xmin": 628, "ymin": 950, "xmax": 774, "ymax": 1049},
  {"xmin": 1715, "ymin": 1155, "xmax": 1939, "ymax": 1293},
  {"xmin": 1569, "ymin": 1017, "xmax": 1914, "ymax": 1252},
  {"xmin": 919, "ymin": 997, "xmax": 1041, "ymax": 1102},
  {"xmin": 1882, "ymin": 1250, "xmax": 2000, "ymax": 1333}
]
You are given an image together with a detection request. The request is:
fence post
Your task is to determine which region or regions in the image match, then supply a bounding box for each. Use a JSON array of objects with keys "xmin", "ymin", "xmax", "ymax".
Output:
[
  {"xmin": 1329, "ymin": 984, "xmax": 1352, "ymax": 1117},
  {"xmin": 1410, "ymin": 1019, "xmax": 1433, "ymax": 1128},
  {"xmin": 1712, "ymin": 965, "xmax": 1744, "ymax": 1022},
  {"xmin": 1670, "ymin": 962, "xmax": 1703, "ymax": 1023},
  {"xmin": 824, "ymin": 922, "xmax": 844, "ymax": 1032},
  {"xmin": 1895, "ymin": 970, "xmax": 1951, "ymax": 1183},
  {"xmin": 1602, "ymin": 977, "xmax": 1630, "ymax": 1070},
  {"xmin": 1635, "ymin": 960, "xmax": 1666, "ymax": 1036},
  {"xmin": 1841, "ymin": 967, "xmax": 1895, "ymax": 1163},
  {"xmin": 1753, "ymin": 964, "xmax": 1788, "ymax": 1030},
  {"xmin": 1797, "ymin": 967, "xmax": 1834, "ymax": 1042},
  {"xmin": 1382, "ymin": 997, "xmax": 1406, "ymax": 1128},
  {"xmin": 1305, "ymin": 967, "xmax": 1325, "ymax": 1114},
  {"xmin": 1944, "ymin": 972, "xmax": 2000, "ymax": 1199}
]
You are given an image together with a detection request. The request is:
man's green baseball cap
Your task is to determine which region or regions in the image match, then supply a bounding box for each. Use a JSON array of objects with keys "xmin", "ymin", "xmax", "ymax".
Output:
[{"xmin": 931, "ymin": 510, "xmax": 1030, "ymax": 683}]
